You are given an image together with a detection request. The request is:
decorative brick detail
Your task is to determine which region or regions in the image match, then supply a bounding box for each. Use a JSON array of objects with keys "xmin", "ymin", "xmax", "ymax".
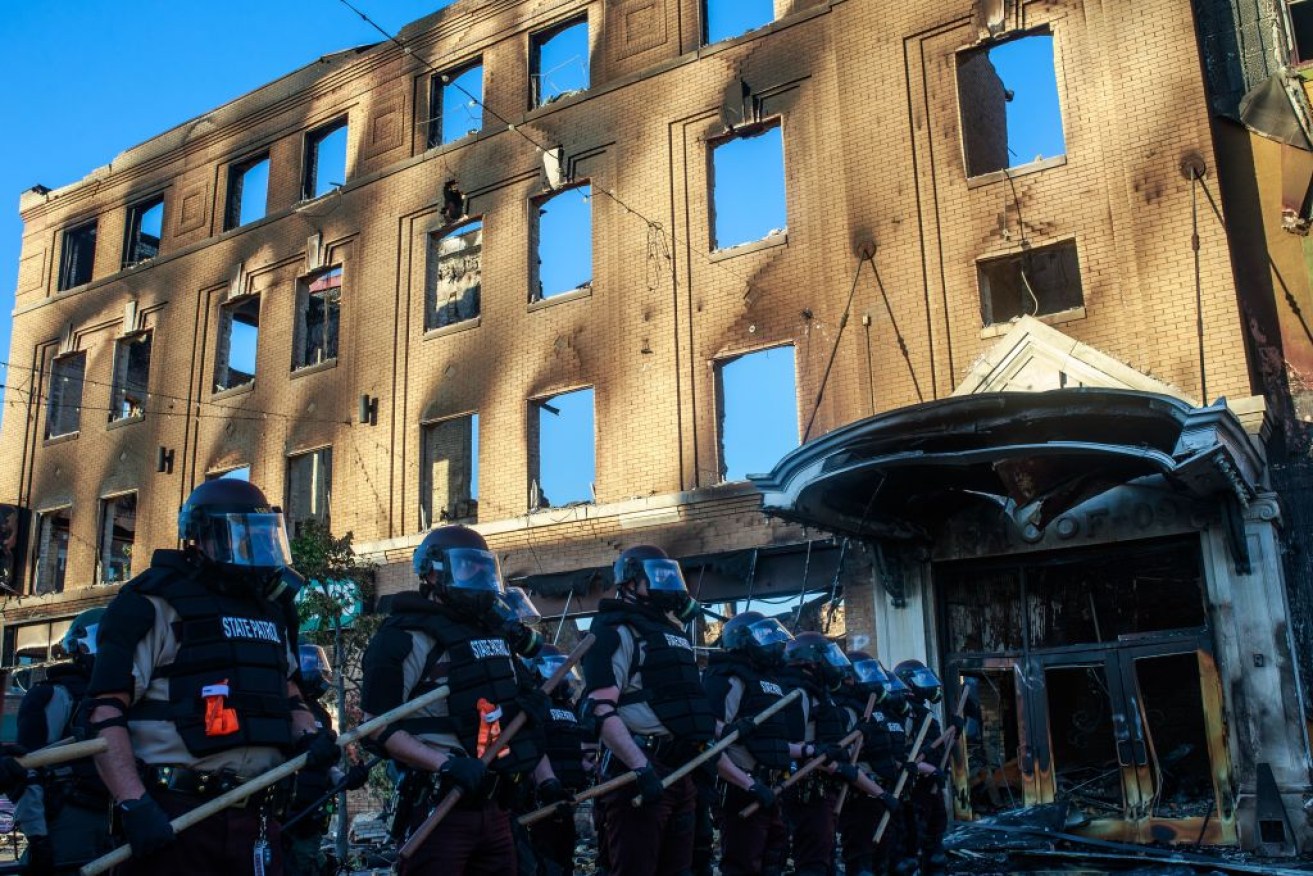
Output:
[
  {"xmin": 17, "ymin": 249, "xmax": 45, "ymax": 293},
  {"xmin": 363, "ymin": 96, "xmax": 405, "ymax": 160},
  {"xmin": 609, "ymin": 0, "xmax": 668, "ymax": 61},
  {"xmin": 176, "ymin": 181, "xmax": 209, "ymax": 234}
]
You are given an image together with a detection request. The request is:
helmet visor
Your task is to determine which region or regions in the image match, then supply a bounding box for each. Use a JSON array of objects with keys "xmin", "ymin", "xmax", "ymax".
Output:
[
  {"xmin": 299, "ymin": 643, "xmax": 332, "ymax": 678},
  {"xmin": 747, "ymin": 618, "xmax": 792, "ymax": 647},
  {"xmin": 905, "ymin": 667, "xmax": 942, "ymax": 691},
  {"xmin": 822, "ymin": 642, "xmax": 851, "ymax": 671},
  {"xmin": 422, "ymin": 547, "xmax": 504, "ymax": 593},
  {"xmin": 852, "ymin": 658, "xmax": 891, "ymax": 687},
  {"xmin": 639, "ymin": 559, "xmax": 688, "ymax": 593},
  {"xmin": 533, "ymin": 653, "xmax": 580, "ymax": 683},
  {"xmin": 500, "ymin": 586, "xmax": 542, "ymax": 625},
  {"xmin": 198, "ymin": 513, "xmax": 292, "ymax": 569}
]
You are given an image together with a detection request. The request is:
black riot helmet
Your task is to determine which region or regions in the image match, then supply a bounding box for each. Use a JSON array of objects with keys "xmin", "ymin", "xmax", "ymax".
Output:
[
  {"xmin": 847, "ymin": 651, "xmax": 895, "ymax": 703},
  {"xmin": 179, "ymin": 479, "xmax": 294, "ymax": 597},
  {"xmin": 785, "ymin": 632, "xmax": 852, "ymax": 691},
  {"xmin": 528, "ymin": 643, "xmax": 580, "ymax": 701},
  {"xmin": 613, "ymin": 545, "xmax": 699, "ymax": 621},
  {"xmin": 721, "ymin": 611, "xmax": 793, "ymax": 668},
  {"xmin": 298, "ymin": 640, "xmax": 335, "ymax": 701},
  {"xmin": 893, "ymin": 659, "xmax": 943, "ymax": 705},
  {"xmin": 54, "ymin": 607, "xmax": 105, "ymax": 668},
  {"xmin": 413, "ymin": 525, "xmax": 505, "ymax": 620}
]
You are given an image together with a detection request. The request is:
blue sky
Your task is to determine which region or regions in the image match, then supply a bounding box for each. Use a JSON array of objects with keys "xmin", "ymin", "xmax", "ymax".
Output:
[{"xmin": 0, "ymin": 1, "xmax": 458, "ymax": 428}]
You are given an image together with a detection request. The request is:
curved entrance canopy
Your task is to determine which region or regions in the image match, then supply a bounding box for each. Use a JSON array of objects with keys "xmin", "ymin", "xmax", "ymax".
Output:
[{"xmin": 750, "ymin": 389, "xmax": 1263, "ymax": 542}]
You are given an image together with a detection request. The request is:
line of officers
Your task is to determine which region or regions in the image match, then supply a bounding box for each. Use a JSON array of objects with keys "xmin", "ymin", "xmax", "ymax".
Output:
[{"xmin": 0, "ymin": 478, "xmax": 958, "ymax": 876}]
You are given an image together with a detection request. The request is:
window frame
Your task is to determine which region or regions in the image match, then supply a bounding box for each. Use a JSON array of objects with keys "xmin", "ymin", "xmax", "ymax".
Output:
[
  {"xmin": 214, "ymin": 294, "xmax": 261, "ymax": 394},
  {"xmin": 427, "ymin": 219, "xmax": 484, "ymax": 330},
  {"xmin": 293, "ymin": 266, "xmax": 343, "ymax": 372},
  {"xmin": 122, "ymin": 195, "xmax": 164, "ymax": 268},
  {"xmin": 428, "ymin": 60, "xmax": 484, "ymax": 149},
  {"xmin": 285, "ymin": 447, "xmax": 333, "ymax": 538},
  {"xmin": 110, "ymin": 329, "xmax": 153, "ymax": 423},
  {"xmin": 976, "ymin": 238, "xmax": 1084, "ymax": 326},
  {"xmin": 708, "ymin": 120, "xmax": 788, "ymax": 253},
  {"xmin": 57, "ymin": 220, "xmax": 98, "ymax": 291},
  {"xmin": 302, "ymin": 117, "xmax": 349, "ymax": 201},
  {"xmin": 530, "ymin": 15, "xmax": 590, "ymax": 108},
  {"xmin": 97, "ymin": 491, "xmax": 138, "ymax": 585},
  {"xmin": 45, "ymin": 351, "xmax": 87, "ymax": 439},
  {"xmin": 529, "ymin": 386, "xmax": 596, "ymax": 509},
  {"xmin": 31, "ymin": 507, "xmax": 72, "ymax": 596},
  {"xmin": 419, "ymin": 413, "xmax": 480, "ymax": 528},
  {"xmin": 224, "ymin": 152, "xmax": 271, "ymax": 231},
  {"xmin": 713, "ymin": 343, "xmax": 799, "ymax": 483},
  {"xmin": 531, "ymin": 183, "xmax": 593, "ymax": 302}
]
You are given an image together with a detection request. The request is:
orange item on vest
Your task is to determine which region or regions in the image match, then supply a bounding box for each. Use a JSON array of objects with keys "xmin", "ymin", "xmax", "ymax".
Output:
[
  {"xmin": 202, "ymin": 679, "xmax": 240, "ymax": 737},
  {"xmin": 476, "ymin": 697, "xmax": 509, "ymax": 759}
]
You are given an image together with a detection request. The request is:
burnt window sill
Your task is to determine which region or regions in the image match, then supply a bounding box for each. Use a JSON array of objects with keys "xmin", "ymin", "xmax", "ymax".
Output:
[
  {"xmin": 710, "ymin": 231, "xmax": 788, "ymax": 262},
  {"xmin": 980, "ymin": 305, "xmax": 1086, "ymax": 339},
  {"xmin": 212, "ymin": 382, "xmax": 256, "ymax": 401},
  {"xmin": 424, "ymin": 316, "xmax": 482, "ymax": 340},
  {"xmin": 529, "ymin": 284, "xmax": 592, "ymax": 312},
  {"xmin": 290, "ymin": 358, "xmax": 339, "ymax": 380},
  {"xmin": 107, "ymin": 414, "xmax": 146, "ymax": 431},
  {"xmin": 43, "ymin": 431, "xmax": 80, "ymax": 447},
  {"xmin": 966, "ymin": 155, "xmax": 1067, "ymax": 190}
]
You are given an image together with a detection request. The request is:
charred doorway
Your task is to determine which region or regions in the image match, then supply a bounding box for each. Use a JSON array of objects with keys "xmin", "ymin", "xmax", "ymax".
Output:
[{"xmin": 939, "ymin": 536, "xmax": 1234, "ymax": 844}]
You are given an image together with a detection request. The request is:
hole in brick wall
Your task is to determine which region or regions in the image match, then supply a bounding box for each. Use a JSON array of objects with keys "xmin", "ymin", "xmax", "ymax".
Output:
[
  {"xmin": 429, "ymin": 62, "xmax": 483, "ymax": 147},
  {"xmin": 531, "ymin": 16, "xmax": 589, "ymax": 107},
  {"xmin": 123, "ymin": 196, "xmax": 163, "ymax": 268},
  {"xmin": 428, "ymin": 221, "xmax": 482, "ymax": 329},
  {"xmin": 303, "ymin": 118, "xmax": 348, "ymax": 200},
  {"xmin": 705, "ymin": 0, "xmax": 774, "ymax": 45},
  {"xmin": 287, "ymin": 447, "xmax": 333, "ymax": 538},
  {"xmin": 711, "ymin": 123, "xmax": 787, "ymax": 251},
  {"xmin": 716, "ymin": 345, "xmax": 798, "ymax": 482},
  {"xmin": 532, "ymin": 387, "xmax": 595, "ymax": 508},
  {"xmin": 534, "ymin": 185, "xmax": 591, "ymax": 300},
  {"xmin": 225, "ymin": 154, "xmax": 270, "ymax": 230},
  {"xmin": 111, "ymin": 331, "xmax": 152, "ymax": 421},
  {"xmin": 958, "ymin": 30, "xmax": 1066, "ymax": 177},
  {"xmin": 215, "ymin": 296, "xmax": 260, "ymax": 392},
  {"xmin": 977, "ymin": 239, "xmax": 1082, "ymax": 325},
  {"xmin": 58, "ymin": 220, "xmax": 97, "ymax": 291},
  {"xmin": 421, "ymin": 413, "xmax": 479, "ymax": 528},
  {"xmin": 295, "ymin": 266, "xmax": 342, "ymax": 369},
  {"xmin": 46, "ymin": 352, "xmax": 85, "ymax": 438},
  {"xmin": 98, "ymin": 492, "xmax": 137, "ymax": 584}
]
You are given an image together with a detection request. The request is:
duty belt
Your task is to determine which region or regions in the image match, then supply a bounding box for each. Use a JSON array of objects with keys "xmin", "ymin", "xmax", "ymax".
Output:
[
  {"xmin": 142, "ymin": 765, "xmax": 280, "ymax": 810},
  {"xmin": 633, "ymin": 733, "xmax": 700, "ymax": 765}
]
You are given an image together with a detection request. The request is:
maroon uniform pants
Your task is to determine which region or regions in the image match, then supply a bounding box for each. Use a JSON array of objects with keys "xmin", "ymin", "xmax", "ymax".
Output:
[
  {"xmin": 716, "ymin": 783, "xmax": 787, "ymax": 876},
  {"xmin": 397, "ymin": 799, "xmax": 516, "ymax": 875},
  {"xmin": 120, "ymin": 789, "xmax": 283, "ymax": 876},
  {"xmin": 600, "ymin": 769, "xmax": 696, "ymax": 876}
]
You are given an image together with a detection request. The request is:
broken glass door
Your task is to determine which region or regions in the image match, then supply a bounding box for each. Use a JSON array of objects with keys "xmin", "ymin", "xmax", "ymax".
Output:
[{"xmin": 952, "ymin": 663, "xmax": 1037, "ymax": 819}]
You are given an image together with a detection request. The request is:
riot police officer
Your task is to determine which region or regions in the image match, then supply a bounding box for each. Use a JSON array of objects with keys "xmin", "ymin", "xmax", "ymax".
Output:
[
  {"xmin": 835, "ymin": 653, "xmax": 907, "ymax": 876},
  {"xmin": 358, "ymin": 525, "xmax": 557, "ymax": 874},
  {"xmin": 579, "ymin": 544, "xmax": 715, "ymax": 876},
  {"xmin": 703, "ymin": 611, "xmax": 796, "ymax": 876},
  {"xmin": 85, "ymin": 479, "xmax": 333, "ymax": 875},
  {"xmin": 523, "ymin": 644, "xmax": 588, "ymax": 876},
  {"xmin": 13, "ymin": 609, "xmax": 114, "ymax": 874},
  {"xmin": 893, "ymin": 659, "xmax": 952, "ymax": 873}
]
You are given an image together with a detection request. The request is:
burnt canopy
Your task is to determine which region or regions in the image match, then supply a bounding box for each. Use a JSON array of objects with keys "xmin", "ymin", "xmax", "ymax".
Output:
[{"xmin": 750, "ymin": 389, "xmax": 1262, "ymax": 541}]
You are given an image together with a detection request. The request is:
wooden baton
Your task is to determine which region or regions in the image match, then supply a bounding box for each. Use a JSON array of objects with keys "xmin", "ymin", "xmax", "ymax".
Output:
[
  {"xmin": 872, "ymin": 711, "xmax": 934, "ymax": 844},
  {"xmin": 738, "ymin": 727, "xmax": 864, "ymax": 819},
  {"xmin": 833, "ymin": 691, "xmax": 879, "ymax": 816}
]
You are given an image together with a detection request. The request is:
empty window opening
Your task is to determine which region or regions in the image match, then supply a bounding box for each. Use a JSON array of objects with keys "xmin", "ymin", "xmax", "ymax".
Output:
[
  {"xmin": 98, "ymin": 493, "xmax": 137, "ymax": 584},
  {"xmin": 225, "ymin": 154, "xmax": 270, "ymax": 230},
  {"xmin": 215, "ymin": 296, "xmax": 260, "ymax": 393},
  {"xmin": 531, "ymin": 17, "xmax": 589, "ymax": 106},
  {"xmin": 46, "ymin": 352, "xmax": 86, "ymax": 439},
  {"xmin": 958, "ymin": 668, "xmax": 1025, "ymax": 814},
  {"xmin": 711, "ymin": 124, "xmax": 786, "ymax": 250},
  {"xmin": 296, "ymin": 267, "xmax": 342, "ymax": 369},
  {"xmin": 5, "ymin": 618, "xmax": 75, "ymax": 668},
  {"xmin": 58, "ymin": 221, "xmax": 97, "ymax": 291},
  {"xmin": 531, "ymin": 388, "xmax": 594, "ymax": 508},
  {"xmin": 705, "ymin": 0, "xmax": 773, "ymax": 45},
  {"xmin": 535, "ymin": 185, "xmax": 592, "ymax": 300},
  {"xmin": 208, "ymin": 465, "xmax": 251, "ymax": 481},
  {"xmin": 1292, "ymin": 2, "xmax": 1313, "ymax": 63},
  {"xmin": 958, "ymin": 31, "xmax": 1066, "ymax": 177},
  {"xmin": 978, "ymin": 240, "xmax": 1082, "ymax": 325},
  {"xmin": 428, "ymin": 221, "xmax": 482, "ymax": 329},
  {"xmin": 304, "ymin": 118, "xmax": 348, "ymax": 200},
  {"xmin": 1045, "ymin": 665, "xmax": 1123, "ymax": 819},
  {"xmin": 716, "ymin": 345, "xmax": 798, "ymax": 482},
  {"xmin": 1134, "ymin": 653, "xmax": 1216, "ymax": 818},
  {"xmin": 421, "ymin": 414, "xmax": 479, "ymax": 527},
  {"xmin": 32, "ymin": 508, "xmax": 71, "ymax": 596},
  {"xmin": 429, "ymin": 62, "xmax": 484, "ymax": 147},
  {"xmin": 123, "ymin": 196, "xmax": 164, "ymax": 267},
  {"xmin": 287, "ymin": 448, "xmax": 332, "ymax": 538},
  {"xmin": 111, "ymin": 331, "xmax": 152, "ymax": 421}
]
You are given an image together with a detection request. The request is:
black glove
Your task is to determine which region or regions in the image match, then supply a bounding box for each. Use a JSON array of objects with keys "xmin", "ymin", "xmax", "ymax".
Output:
[
  {"xmin": 24, "ymin": 834, "xmax": 54, "ymax": 875},
  {"xmin": 723, "ymin": 717, "xmax": 757, "ymax": 741},
  {"xmin": 516, "ymin": 687, "xmax": 552, "ymax": 728},
  {"xmin": 634, "ymin": 764, "xmax": 665, "ymax": 806},
  {"xmin": 832, "ymin": 762, "xmax": 859, "ymax": 783},
  {"xmin": 537, "ymin": 777, "xmax": 573, "ymax": 807},
  {"xmin": 118, "ymin": 795, "xmax": 176, "ymax": 857},
  {"xmin": 0, "ymin": 756, "xmax": 28, "ymax": 800},
  {"xmin": 747, "ymin": 781, "xmax": 776, "ymax": 811},
  {"xmin": 859, "ymin": 721, "xmax": 883, "ymax": 743},
  {"xmin": 819, "ymin": 742, "xmax": 849, "ymax": 763},
  {"xmin": 439, "ymin": 755, "xmax": 488, "ymax": 797},
  {"xmin": 949, "ymin": 715, "xmax": 965, "ymax": 733},
  {"xmin": 879, "ymin": 791, "xmax": 901, "ymax": 813},
  {"xmin": 343, "ymin": 762, "xmax": 371, "ymax": 792},
  {"xmin": 291, "ymin": 768, "xmax": 333, "ymax": 810},
  {"xmin": 295, "ymin": 729, "xmax": 339, "ymax": 771}
]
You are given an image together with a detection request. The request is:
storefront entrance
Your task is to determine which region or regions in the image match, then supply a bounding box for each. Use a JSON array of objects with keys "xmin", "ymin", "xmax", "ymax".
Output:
[{"xmin": 939, "ymin": 537, "xmax": 1235, "ymax": 844}]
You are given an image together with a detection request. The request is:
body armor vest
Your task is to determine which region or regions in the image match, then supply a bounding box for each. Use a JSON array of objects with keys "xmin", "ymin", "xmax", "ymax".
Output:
[
  {"xmin": 383, "ymin": 602, "xmax": 540, "ymax": 774},
  {"xmin": 600, "ymin": 601, "xmax": 715, "ymax": 743},
  {"xmin": 34, "ymin": 666, "xmax": 102, "ymax": 787},
  {"xmin": 787, "ymin": 670, "xmax": 846, "ymax": 745},
  {"xmin": 128, "ymin": 557, "xmax": 293, "ymax": 756},
  {"xmin": 837, "ymin": 690, "xmax": 901, "ymax": 776},
  {"xmin": 543, "ymin": 696, "xmax": 589, "ymax": 790},
  {"xmin": 703, "ymin": 653, "xmax": 791, "ymax": 770}
]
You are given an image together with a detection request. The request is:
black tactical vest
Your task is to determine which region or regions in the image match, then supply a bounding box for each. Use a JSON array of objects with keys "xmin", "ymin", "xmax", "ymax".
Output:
[
  {"xmin": 543, "ymin": 697, "xmax": 589, "ymax": 791},
  {"xmin": 703, "ymin": 653, "xmax": 791, "ymax": 770},
  {"xmin": 838, "ymin": 690, "xmax": 902, "ymax": 774},
  {"xmin": 790, "ymin": 671, "xmax": 846, "ymax": 745},
  {"xmin": 600, "ymin": 601, "xmax": 715, "ymax": 743},
  {"xmin": 33, "ymin": 665, "xmax": 103, "ymax": 787},
  {"xmin": 128, "ymin": 556, "xmax": 293, "ymax": 756},
  {"xmin": 383, "ymin": 602, "xmax": 541, "ymax": 774}
]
